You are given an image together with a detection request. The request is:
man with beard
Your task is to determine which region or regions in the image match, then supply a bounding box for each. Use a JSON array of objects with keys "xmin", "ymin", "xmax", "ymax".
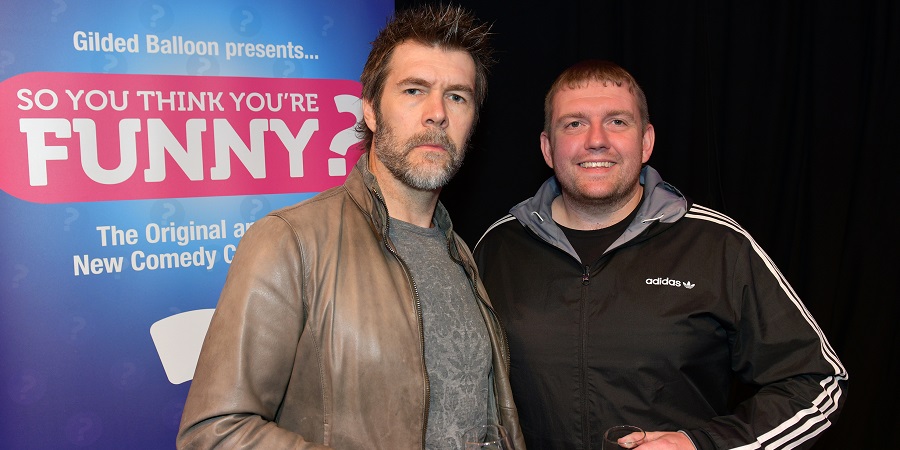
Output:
[
  {"xmin": 474, "ymin": 60, "xmax": 846, "ymax": 449},
  {"xmin": 178, "ymin": 5, "xmax": 524, "ymax": 450}
]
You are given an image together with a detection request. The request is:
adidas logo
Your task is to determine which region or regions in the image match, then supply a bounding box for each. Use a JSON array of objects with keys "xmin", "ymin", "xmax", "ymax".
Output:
[{"xmin": 645, "ymin": 277, "xmax": 695, "ymax": 289}]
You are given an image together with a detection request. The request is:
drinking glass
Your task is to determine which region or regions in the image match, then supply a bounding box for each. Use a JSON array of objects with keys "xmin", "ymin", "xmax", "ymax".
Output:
[
  {"xmin": 602, "ymin": 425, "xmax": 645, "ymax": 449},
  {"xmin": 462, "ymin": 424, "xmax": 510, "ymax": 450}
]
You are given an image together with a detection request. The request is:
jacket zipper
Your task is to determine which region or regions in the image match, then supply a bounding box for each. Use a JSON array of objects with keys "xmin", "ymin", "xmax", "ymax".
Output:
[
  {"xmin": 580, "ymin": 263, "xmax": 590, "ymax": 447},
  {"xmin": 371, "ymin": 187, "xmax": 430, "ymax": 448},
  {"xmin": 527, "ymin": 211, "xmax": 660, "ymax": 448}
]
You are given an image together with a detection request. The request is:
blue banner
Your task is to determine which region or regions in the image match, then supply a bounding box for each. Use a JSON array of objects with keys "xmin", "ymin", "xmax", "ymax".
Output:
[{"xmin": 0, "ymin": 1, "xmax": 392, "ymax": 448}]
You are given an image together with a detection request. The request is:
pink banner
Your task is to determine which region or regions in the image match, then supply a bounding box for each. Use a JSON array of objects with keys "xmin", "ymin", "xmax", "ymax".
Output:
[{"xmin": 0, "ymin": 72, "xmax": 364, "ymax": 203}]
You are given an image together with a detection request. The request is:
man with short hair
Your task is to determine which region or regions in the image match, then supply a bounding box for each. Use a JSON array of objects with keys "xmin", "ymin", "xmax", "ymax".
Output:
[
  {"xmin": 178, "ymin": 5, "xmax": 524, "ymax": 449},
  {"xmin": 474, "ymin": 60, "xmax": 846, "ymax": 449}
]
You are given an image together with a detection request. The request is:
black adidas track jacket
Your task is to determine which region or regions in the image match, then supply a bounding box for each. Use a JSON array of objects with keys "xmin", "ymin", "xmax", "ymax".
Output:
[{"xmin": 474, "ymin": 166, "xmax": 847, "ymax": 450}]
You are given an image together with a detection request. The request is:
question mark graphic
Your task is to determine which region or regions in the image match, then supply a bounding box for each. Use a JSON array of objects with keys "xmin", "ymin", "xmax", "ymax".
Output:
[
  {"xmin": 322, "ymin": 16, "xmax": 334, "ymax": 36},
  {"xmin": 111, "ymin": 361, "xmax": 143, "ymax": 390},
  {"xmin": 65, "ymin": 413, "xmax": 102, "ymax": 445},
  {"xmin": 71, "ymin": 316, "xmax": 86, "ymax": 340},
  {"xmin": 283, "ymin": 61, "xmax": 295, "ymax": 77},
  {"xmin": 102, "ymin": 54, "xmax": 118, "ymax": 73},
  {"xmin": 11, "ymin": 370, "xmax": 45, "ymax": 404},
  {"xmin": 150, "ymin": 4, "xmax": 165, "ymax": 27},
  {"xmin": 328, "ymin": 94, "xmax": 363, "ymax": 176},
  {"xmin": 12, "ymin": 264, "xmax": 28, "ymax": 288},
  {"xmin": 240, "ymin": 10, "xmax": 253, "ymax": 32},
  {"xmin": 197, "ymin": 57, "xmax": 211, "ymax": 74},
  {"xmin": 75, "ymin": 417, "xmax": 93, "ymax": 443},
  {"xmin": 249, "ymin": 199, "xmax": 263, "ymax": 220},
  {"xmin": 120, "ymin": 363, "xmax": 136, "ymax": 387},
  {"xmin": 50, "ymin": 0, "xmax": 67, "ymax": 22},
  {"xmin": 18, "ymin": 375, "xmax": 37, "ymax": 402},
  {"xmin": 64, "ymin": 207, "xmax": 79, "ymax": 231},
  {"xmin": 0, "ymin": 50, "xmax": 14, "ymax": 74},
  {"xmin": 161, "ymin": 202, "xmax": 176, "ymax": 224}
]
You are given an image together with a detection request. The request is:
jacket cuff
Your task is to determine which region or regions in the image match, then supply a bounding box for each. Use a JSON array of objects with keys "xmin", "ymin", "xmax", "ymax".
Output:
[{"xmin": 681, "ymin": 429, "xmax": 715, "ymax": 450}]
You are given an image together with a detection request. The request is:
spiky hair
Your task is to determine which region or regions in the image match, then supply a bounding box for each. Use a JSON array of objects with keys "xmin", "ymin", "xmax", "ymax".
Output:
[{"xmin": 355, "ymin": 4, "xmax": 494, "ymax": 151}]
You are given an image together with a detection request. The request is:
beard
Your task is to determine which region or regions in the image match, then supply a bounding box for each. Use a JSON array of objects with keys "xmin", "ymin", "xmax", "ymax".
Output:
[
  {"xmin": 560, "ymin": 180, "xmax": 641, "ymax": 219},
  {"xmin": 372, "ymin": 120, "xmax": 469, "ymax": 191},
  {"xmin": 556, "ymin": 162, "xmax": 644, "ymax": 218}
]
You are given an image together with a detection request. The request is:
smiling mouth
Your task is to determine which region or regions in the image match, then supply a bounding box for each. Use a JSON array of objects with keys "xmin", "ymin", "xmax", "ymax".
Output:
[{"xmin": 579, "ymin": 161, "xmax": 614, "ymax": 168}]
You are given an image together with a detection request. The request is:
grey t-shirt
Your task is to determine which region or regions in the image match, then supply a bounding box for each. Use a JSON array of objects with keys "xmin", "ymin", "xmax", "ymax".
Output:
[{"xmin": 389, "ymin": 217, "xmax": 491, "ymax": 449}]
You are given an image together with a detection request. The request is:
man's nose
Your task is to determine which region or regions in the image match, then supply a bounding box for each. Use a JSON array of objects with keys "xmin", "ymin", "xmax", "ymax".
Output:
[{"xmin": 423, "ymin": 93, "xmax": 448, "ymax": 129}]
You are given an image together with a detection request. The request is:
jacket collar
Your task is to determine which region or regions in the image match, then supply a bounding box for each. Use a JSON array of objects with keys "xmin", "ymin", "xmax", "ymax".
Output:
[
  {"xmin": 344, "ymin": 152, "xmax": 458, "ymax": 245},
  {"xmin": 509, "ymin": 165, "xmax": 689, "ymax": 261}
]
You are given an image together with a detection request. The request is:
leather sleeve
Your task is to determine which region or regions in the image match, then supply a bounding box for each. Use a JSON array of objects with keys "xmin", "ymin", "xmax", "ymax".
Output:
[{"xmin": 176, "ymin": 215, "xmax": 331, "ymax": 450}]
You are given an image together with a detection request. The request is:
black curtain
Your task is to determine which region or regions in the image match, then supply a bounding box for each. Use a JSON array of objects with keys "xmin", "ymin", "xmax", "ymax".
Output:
[{"xmin": 396, "ymin": 1, "xmax": 899, "ymax": 447}]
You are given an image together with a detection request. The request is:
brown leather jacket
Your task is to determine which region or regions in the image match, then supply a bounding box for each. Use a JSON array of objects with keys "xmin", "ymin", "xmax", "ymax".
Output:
[{"xmin": 177, "ymin": 154, "xmax": 525, "ymax": 449}]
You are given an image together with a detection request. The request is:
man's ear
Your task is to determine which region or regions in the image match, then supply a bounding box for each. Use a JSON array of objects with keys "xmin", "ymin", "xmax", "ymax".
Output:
[
  {"xmin": 540, "ymin": 132, "xmax": 554, "ymax": 169},
  {"xmin": 363, "ymin": 99, "xmax": 377, "ymax": 133},
  {"xmin": 641, "ymin": 123, "xmax": 655, "ymax": 163}
]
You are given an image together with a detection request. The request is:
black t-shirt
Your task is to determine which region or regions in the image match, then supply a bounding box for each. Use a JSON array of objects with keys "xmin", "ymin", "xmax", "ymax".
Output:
[{"xmin": 557, "ymin": 203, "xmax": 641, "ymax": 265}]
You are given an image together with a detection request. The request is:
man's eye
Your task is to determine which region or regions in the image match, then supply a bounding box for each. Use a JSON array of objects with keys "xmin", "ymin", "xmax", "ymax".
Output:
[
  {"xmin": 566, "ymin": 121, "xmax": 583, "ymax": 128},
  {"xmin": 404, "ymin": 88, "xmax": 422, "ymax": 95},
  {"xmin": 610, "ymin": 119, "xmax": 627, "ymax": 126},
  {"xmin": 448, "ymin": 93, "xmax": 467, "ymax": 103}
]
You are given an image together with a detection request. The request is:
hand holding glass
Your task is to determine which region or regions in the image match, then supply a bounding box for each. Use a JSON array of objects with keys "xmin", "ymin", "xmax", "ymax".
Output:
[
  {"xmin": 603, "ymin": 425, "xmax": 646, "ymax": 449},
  {"xmin": 462, "ymin": 424, "xmax": 511, "ymax": 450}
]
